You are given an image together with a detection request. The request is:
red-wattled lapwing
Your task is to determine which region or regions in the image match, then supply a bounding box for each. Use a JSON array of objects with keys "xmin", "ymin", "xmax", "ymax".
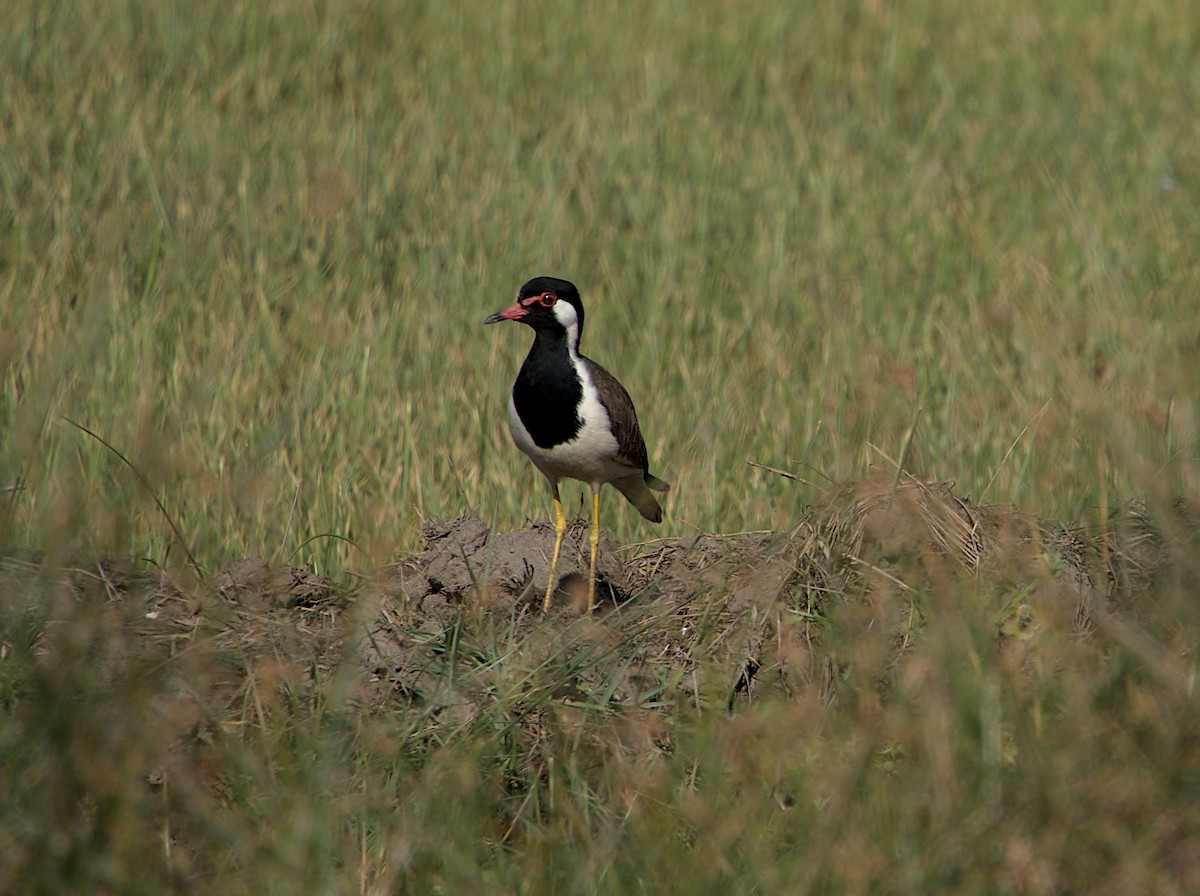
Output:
[{"xmin": 485, "ymin": 276, "xmax": 669, "ymax": 614}]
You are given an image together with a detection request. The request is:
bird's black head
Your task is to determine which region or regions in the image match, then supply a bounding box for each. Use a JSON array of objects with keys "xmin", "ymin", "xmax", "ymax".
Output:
[{"xmin": 484, "ymin": 276, "xmax": 585, "ymax": 340}]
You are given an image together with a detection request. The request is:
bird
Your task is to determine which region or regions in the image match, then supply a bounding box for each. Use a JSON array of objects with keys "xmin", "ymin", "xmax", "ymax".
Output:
[{"xmin": 485, "ymin": 276, "xmax": 669, "ymax": 614}]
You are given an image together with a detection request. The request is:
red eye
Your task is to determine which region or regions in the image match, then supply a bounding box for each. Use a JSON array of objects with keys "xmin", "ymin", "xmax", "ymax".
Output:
[{"xmin": 540, "ymin": 292, "xmax": 557, "ymax": 306}]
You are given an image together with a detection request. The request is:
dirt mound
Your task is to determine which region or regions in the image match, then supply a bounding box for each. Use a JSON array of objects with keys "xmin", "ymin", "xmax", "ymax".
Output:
[
  {"xmin": 33, "ymin": 476, "xmax": 1179, "ymax": 778},
  {"xmin": 355, "ymin": 475, "xmax": 1176, "ymax": 717}
]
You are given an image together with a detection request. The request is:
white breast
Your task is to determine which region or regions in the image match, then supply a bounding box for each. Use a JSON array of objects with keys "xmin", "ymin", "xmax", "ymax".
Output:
[{"xmin": 507, "ymin": 363, "xmax": 636, "ymax": 488}]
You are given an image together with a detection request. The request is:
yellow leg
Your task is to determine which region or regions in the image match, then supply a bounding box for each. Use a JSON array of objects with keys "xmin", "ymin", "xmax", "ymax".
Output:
[
  {"xmin": 588, "ymin": 489, "xmax": 601, "ymax": 614},
  {"xmin": 543, "ymin": 484, "xmax": 566, "ymax": 613}
]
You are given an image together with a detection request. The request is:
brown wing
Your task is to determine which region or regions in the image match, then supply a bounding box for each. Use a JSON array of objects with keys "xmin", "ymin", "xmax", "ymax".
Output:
[{"xmin": 581, "ymin": 356, "xmax": 650, "ymax": 472}]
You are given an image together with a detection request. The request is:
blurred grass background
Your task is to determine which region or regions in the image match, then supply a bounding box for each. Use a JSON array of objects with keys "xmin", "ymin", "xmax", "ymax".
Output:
[
  {"xmin": 3, "ymin": 0, "xmax": 1196, "ymax": 574},
  {"xmin": 1, "ymin": 0, "xmax": 1198, "ymax": 892}
]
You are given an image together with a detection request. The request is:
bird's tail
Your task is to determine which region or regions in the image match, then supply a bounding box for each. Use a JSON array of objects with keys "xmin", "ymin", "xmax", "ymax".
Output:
[
  {"xmin": 612, "ymin": 473, "xmax": 670, "ymax": 523},
  {"xmin": 645, "ymin": 474, "xmax": 670, "ymax": 493}
]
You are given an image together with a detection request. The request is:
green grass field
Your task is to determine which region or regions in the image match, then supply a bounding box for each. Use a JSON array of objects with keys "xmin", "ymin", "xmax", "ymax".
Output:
[{"xmin": 2, "ymin": 0, "xmax": 1198, "ymax": 892}]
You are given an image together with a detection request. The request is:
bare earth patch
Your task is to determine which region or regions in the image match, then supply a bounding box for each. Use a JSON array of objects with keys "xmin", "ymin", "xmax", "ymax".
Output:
[
  {"xmin": 87, "ymin": 475, "xmax": 1176, "ymax": 754},
  {"xmin": 10, "ymin": 474, "xmax": 1190, "ymax": 883}
]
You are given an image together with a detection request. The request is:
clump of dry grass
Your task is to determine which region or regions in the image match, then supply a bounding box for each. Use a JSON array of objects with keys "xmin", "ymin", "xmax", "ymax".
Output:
[{"xmin": 7, "ymin": 473, "xmax": 1197, "ymax": 891}]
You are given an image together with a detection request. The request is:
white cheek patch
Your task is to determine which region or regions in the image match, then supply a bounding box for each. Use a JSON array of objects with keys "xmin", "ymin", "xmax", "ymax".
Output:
[
  {"xmin": 553, "ymin": 301, "xmax": 578, "ymax": 330},
  {"xmin": 553, "ymin": 302, "xmax": 583, "ymax": 365}
]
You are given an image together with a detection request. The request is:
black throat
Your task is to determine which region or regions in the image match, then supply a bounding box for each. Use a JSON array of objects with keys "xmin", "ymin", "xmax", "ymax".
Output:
[{"xmin": 512, "ymin": 329, "xmax": 584, "ymax": 449}]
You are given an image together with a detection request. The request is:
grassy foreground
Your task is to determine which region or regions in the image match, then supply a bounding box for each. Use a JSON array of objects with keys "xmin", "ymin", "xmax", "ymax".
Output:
[{"xmin": 1, "ymin": 0, "xmax": 1198, "ymax": 892}]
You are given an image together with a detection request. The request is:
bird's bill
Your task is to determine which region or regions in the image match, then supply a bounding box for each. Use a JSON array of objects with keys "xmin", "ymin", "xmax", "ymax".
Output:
[{"xmin": 483, "ymin": 303, "xmax": 528, "ymax": 325}]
